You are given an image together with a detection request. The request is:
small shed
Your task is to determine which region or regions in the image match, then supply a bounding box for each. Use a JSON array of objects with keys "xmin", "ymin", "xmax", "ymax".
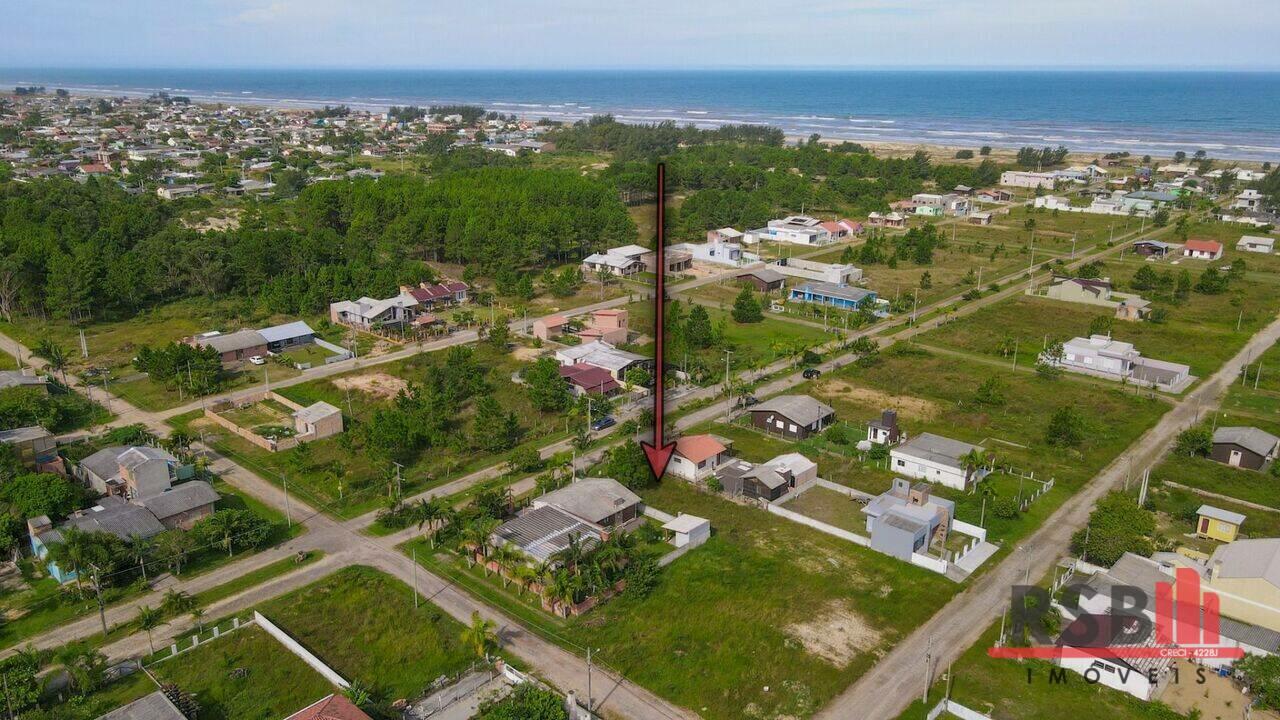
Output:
[
  {"xmin": 663, "ymin": 514, "xmax": 711, "ymax": 549},
  {"xmin": 1196, "ymin": 505, "xmax": 1245, "ymax": 543}
]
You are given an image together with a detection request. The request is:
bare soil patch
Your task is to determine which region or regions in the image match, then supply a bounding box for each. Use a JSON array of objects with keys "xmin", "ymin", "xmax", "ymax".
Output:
[
  {"xmin": 333, "ymin": 372, "xmax": 408, "ymax": 400},
  {"xmin": 817, "ymin": 380, "xmax": 942, "ymax": 420},
  {"xmin": 785, "ymin": 600, "xmax": 883, "ymax": 668},
  {"xmin": 511, "ymin": 346, "xmax": 546, "ymax": 362}
]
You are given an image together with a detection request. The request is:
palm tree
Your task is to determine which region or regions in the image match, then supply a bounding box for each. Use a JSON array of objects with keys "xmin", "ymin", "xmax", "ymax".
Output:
[
  {"xmin": 459, "ymin": 611, "xmax": 498, "ymax": 660},
  {"xmin": 127, "ymin": 534, "xmax": 155, "ymax": 584},
  {"xmin": 162, "ymin": 589, "xmax": 194, "ymax": 616},
  {"xmin": 189, "ymin": 607, "xmax": 206, "ymax": 634},
  {"xmin": 551, "ymin": 533, "xmax": 588, "ymax": 576},
  {"xmin": 343, "ymin": 679, "xmax": 377, "ymax": 709},
  {"xmin": 960, "ymin": 449, "xmax": 988, "ymax": 488},
  {"xmin": 55, "ymin": 643, "xmax": 107, "ymax": 696},
  {"xmin": 154, "ymin": 530, "xmax": 194, "ymax": 575},
  {"xmin": 202, "ymin": 510, "xmax": 237, "ymax": 557},
  {"xmin": 34, "ymin": 337, "xmax": 68, "ymax": 385},
  {"xmin": 511, "ymin": 564, "xmax": 537, "ymax": 595},
  {"xmin": 46, "ymin": 527, "xmax": 98, "ymax": 598},
  {"xmin": 460, "ymin": 518, "xmax": 498, "ymax": 568},
  {"xmin": 136, "ymin": 605, "xmax": 167, "ymax": 655},
  {"xmin": 492, "ymin": 545, "xmax": 522, "ymax": 588}
]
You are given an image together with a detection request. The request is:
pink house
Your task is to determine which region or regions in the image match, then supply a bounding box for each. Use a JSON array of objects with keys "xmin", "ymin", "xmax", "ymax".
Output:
[
  {"xmin": 532, "ymin": 315, "xmax": 568, "ymax": 341},
  {"xmin": 578, "ymin": 309, "xmax": 629, "ymax": 345}
]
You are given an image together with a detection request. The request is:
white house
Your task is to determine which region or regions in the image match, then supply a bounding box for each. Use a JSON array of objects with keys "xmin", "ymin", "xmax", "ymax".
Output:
[
  {"xmin": 669, "ymin": 434, "xmax": 731, "ymax": 483},
  {"xmin": 582, "ymin": 245, "xmax": 651, "ymax": 276},
  {"xmin": 668, "ymin": 239, "xmax": 744, "ymax": 267},
  {"xmin": 1233, "ymin": 189, "xmax": 1265, "ymax": 212},
  {"xmin": 1000, "ymin": 171, "xmax": 1057, "ymax": 189},
  {"xmin": 744, "ymin": 215, "xmax": 857, "ymax": 246},
  {"xmin": 1048, "ymin": 335, "xmax": 1194, "ymax": 392},
  {"xmin": 771, "ymin": 257, "xmax": 863, "ymax": 286},
  {"xmin": 889, "ymin": 432, "xmax": 987, "ymax": 490},
  {"xmin": 1237, "ymin": 235, "xmax": 1275, "ymax": 254},
  {"xmin": 1033, "ymin": 195, "xmax": 1072, "ymax": 211}
]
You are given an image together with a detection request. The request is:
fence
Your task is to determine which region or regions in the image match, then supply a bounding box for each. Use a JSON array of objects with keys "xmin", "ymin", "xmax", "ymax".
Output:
[
  {"xmin": 149, "ymin": 615, "xmax": 255, "ymax": 665},
  {"xmin": 203, "ymin": 390, "xmax": 310, "ymax": 452},
  {"xmin": 1020, "ymin": 478, "xmax": 1055, "ymax": 512},
  {"xmin": 642, "ymin": 506, "xmax": 675, "ymax": 523},
  {"xmin": 815, "ymin": 478, "xmax": 875, "ymax": 502},
  {"xmin": 952, "ymin": 519, "xmax": 987, "ymax": 542},
  {"xmin": 254, "ymin": 610, "xmax": 350, "ymax": 689},
  {"xmin": 314, "ymin": 337, "xmax": 353, "ymax": 364},
  {"xmin": 764, "ymin": 503, "xmax": 870, "ymax": 546},
  {"xmin": 910, "ymin": 552, "xmax": 950, "ymax": 574}
]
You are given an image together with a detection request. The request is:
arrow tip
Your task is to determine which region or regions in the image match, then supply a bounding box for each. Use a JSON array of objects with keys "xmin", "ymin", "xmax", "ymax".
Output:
[{"xmin": 640, "ymin": 440, "xmax": 677, "ymax": 481}]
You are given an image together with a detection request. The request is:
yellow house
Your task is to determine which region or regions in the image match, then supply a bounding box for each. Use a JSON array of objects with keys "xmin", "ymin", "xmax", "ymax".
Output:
[
  {"xmin": 1200, "ymin": 538, "xmax": 1280, "ymax": 633},
  {"xmin": 1196, "ymin": 504, "xmax": 1245, "ymax": 543}
]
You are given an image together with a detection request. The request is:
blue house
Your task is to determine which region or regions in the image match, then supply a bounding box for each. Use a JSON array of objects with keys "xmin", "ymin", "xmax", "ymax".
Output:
[{"xmin": 788, "ymin": 281, "xmax": 878, "ymax": 311}]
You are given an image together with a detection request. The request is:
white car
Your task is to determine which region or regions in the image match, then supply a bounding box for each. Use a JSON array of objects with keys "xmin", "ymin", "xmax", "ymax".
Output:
[{"xmin": 248, "ymin": 355, "xmax": 267, "ymax": 365}]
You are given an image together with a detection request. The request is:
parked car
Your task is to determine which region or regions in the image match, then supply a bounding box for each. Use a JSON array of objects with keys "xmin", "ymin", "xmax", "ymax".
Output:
[
  {"xmin": 738, "ymin": 395, "xmax": 760, "ymax": 408},
  {"xmin": 249, "ymin": 355, "xmax": 267, "ymax": 365},
  {"xmin": 591, "ymin": 416, "xmax": 616, "ymax": 432},
  {"xmin": 802, "ymin": 368, "xmax": 822, "ymax": 379}
]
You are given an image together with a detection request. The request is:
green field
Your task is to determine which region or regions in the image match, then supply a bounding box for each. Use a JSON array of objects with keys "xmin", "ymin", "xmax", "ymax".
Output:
[
  {"xmin": 151, "ymin": 625, "xmax": 335, "ymax": 720},
  {"xmin": 410, "ymin": 480, "xmax": 957, "ymax": 720},
  {"xmin": 1149, "ymin": 413, "xmax": 1280, "ymax": 510}
]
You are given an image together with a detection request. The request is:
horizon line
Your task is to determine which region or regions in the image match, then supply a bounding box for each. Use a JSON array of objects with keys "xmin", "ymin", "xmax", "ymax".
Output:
[{"xmin": 4, "ymin": 64, "xmax": 1280, "ymax": 74}]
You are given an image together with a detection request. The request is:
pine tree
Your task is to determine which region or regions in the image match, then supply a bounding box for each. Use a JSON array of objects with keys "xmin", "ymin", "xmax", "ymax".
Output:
[{"xmin": 731, "ymin": 287, "xmax": 763, "ymax": 323}]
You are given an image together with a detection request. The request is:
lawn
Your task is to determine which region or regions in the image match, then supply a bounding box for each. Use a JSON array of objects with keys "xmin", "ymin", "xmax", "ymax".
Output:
[
  {"xmin": 1222, "ymin": 340, "xmax": 1280, "ymax": 421},
  {"xmin": 254, "ymin": 565, "xmax": 475, "ymax": 702},
  {"xmin": 172, "ymin": 343, "xmax": 578, "ymax": 517},
  {"xmin": 410, "ymin": 480, "xmax": 958, "ymax": 720},
  {"xmin": 1146, "ymin": 482, "xmax": 1280, "ymax": 557},
  {"xmin": 782, "ymin": 486, "xmax": 868, "ymax": 534},
  {"xmin": 1149, "ymin": 413, "xmax": 1280, "ymax": 510},
  {"xmin": 150, "ymin": 625, "xmax": 336, "ymax": 720}
]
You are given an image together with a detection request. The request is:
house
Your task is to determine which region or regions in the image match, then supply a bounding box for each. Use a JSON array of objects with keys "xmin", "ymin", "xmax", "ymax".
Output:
[
  {"xmin": 1233, "ymin": 189, "xmax": 1265, "ymax": 212},
  {"xmin": 867, "ymin": 211, "xmax": 907, "ymax": 229},
  {"xmin": 706, "ymin": 227, "xmax": 744, "ymax": 244},
  {"xmin": 669, "ymin": 434, "xmax": 731, "ymax": 482},
  {"xmin": 772, "ymin": 257, "xmax": 863, "ymax": 286},
  {"xmin": 558, "ymin": 363, "xmax": 621, "ymax": 396},
  {"xmin": 97, "ymin": 691, "xmax": 188, "ymax": 720},
  {"xmin": 968, "ymin": 211, "xmax": 993, "ymax": 226},
  {"xmin": 714, "ymin": 453, "xmax": 818, "ymax": 501},
  {"xmin": 532, "ymin": 314, "xmax": 568, "ymax": 341},
  {"xmin": 533, "ymin": 477, "xmax": 643, "ymax": 529},
  {"xmin": 494, "ymin": 477, "xmax": 643, "ymax": 563},
  {"xmin": 555, "ymin": 341, "xmax": 650, "ymax": 381},
  {"xmin": 1131, "ymin": 240, "xmax": 1174, "ymax": 258},
  {"xmin": 1037, "ymin": 276, "xmax": 1151, "ymax": 321},
  {"xmin": 664, "ymin": 249, "xmax": 694, "ymax": 273},
  {"xmin": 1197, "ymin": 539, "xmax": 1280, "ymax": 633},
  {"xmin": 0, "ymin": 369, "xmax": 49, "ymax": 394},
  {"xmin": 0, "ymin": 426, "xmax": 59, "ymax": 472},
  {"xmin": 1237, "ymin": 235, "xmax": 1275, "ymax": 254},
  {"xmin": 911, "ymin": 193, "xmax": 971, "ymax": 216},
  {"xmin": 1055, "ymin": 613, "xmax": 1169, "ymax": 701},
  {"xmin": 749, "ymin": 395, "xmax": 835, "ymax": 440},
  {"xmin": 1048, "ymin": 335, "xmax": 1193, "ymax": 392},
  {"xmin": 582, "ymin": 245, "xmax": 649, "ymax": 276},
  {"xmin": 187, "ymin": 329, "xmax": 269, "ymax": 366},
  {"xmin": 735, "ymin": 267, "xmax": 787, "ymax": 293},
  {"xmin": 293, "ymin": 401, "xmax": 344, "ymax": 442},
  {"xmin": 284, "ymin": 693, "xmax": 374, "ymax": 720},
  {"xmin": 890, "ymin": 432, "xmax": 987, "ymax": 490},
  {"xmin": 1182, "ymin": 239, "xmax": 1223, "ymax": 260},
  {"xmin": 866, "ymin": 409, "xmax": 902, "ymax": 445},
  {"xmin": 1032, "ymin": 195, "xmax": 1072, "ymax": 211},
  {"xmin": 328, "ymin": 293, "xmax": 417, "ymax": 330},
  {"xmin": 863, "ymin": 479, "xmax": 954, "ymax": 561},
  {"xmin": 1196, "ymin": 505, "xmax": 1245, "ymax": 543},
  {"xmin": 975, "ymin": 189, "xmax": 1012, "ymax": 203},
  {"xmin": 788, "ymin": 281, "xmax": 878, "ymax": 311},
  {"xmin": 914, "ymin": 205, "xmax": 943, "ymax": 218},
  {"xmin": 668, "ymin": 238, "xmax": 744, "ymax": 267},
  {"xmin": 257, "ymin": 320, "xmax": 316, "ymax": 353},
  {"xmin": 75, "ymin": 445, "xmax": 189, "ymax": 497},
  {"xmin": 999, "ymin": 171, "xmax": 1057, "ymax": 189},
  {"xmin": 745, "ymin": 215, "xmax": 854, "ymax": 246},
  {"xmin": 1210, "ymin": 426, "xmax": 1280, "ymax": 470},
  {"xmin": 577, "ymin": 309, "xmax": 629, "ymax": 345},
  {"xmin": 407, "ymin": 281, "xmax": 469, "ymax": 309},
  {"xmin": 662, "ymin": 514, "xmax": 711, "ymax": 549}
]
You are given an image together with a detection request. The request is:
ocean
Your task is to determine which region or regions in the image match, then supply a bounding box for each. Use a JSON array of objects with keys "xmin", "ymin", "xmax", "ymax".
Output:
[{"xmin": 4, "ymin": 68, "xmax": 1280, "ymax": 161}]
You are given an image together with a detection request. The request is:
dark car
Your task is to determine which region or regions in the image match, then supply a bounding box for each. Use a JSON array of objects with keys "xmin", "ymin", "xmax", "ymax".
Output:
[
  {"xmin": 591, "ymin": 416, "xmax": 616, "ymax": 432},
  {"xmin": 802, "ymin": 368, "xmax": 822, "ymax": 380},
  {"xmin": 738, "ymin": 395, "xmax": 760, "ymax": 408}
]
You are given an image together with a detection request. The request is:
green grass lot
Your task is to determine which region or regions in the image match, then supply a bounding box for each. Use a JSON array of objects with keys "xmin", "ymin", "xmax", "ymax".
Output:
[
  {"xmin": 0, "ymin": 297, "xmax": 327, "ymax": 411},
  {"xmin": 150, "ymin": 624, "xmax": 336, "ymax": 720},
  {"xmin": 895, "ymin": 623, "xmax": 1191, "ymax": 720},
  {"xmin": 782, "ymin": 486, "xmax": 868, "ymax": 534},
  {"xmin": 410, "ymin": 481, "xmax": 957, "ymax": 720},
  {"xmin": 1223, "ymin": 341, "xmax": 1280, "ymax": 421},
  {"xmin": 1149, "ymin": 413, "xmax": 1280, "ymax": 511},
  {"xmin": 1146, "ymin": 481, "xmax": 1280, "ymax": 557},
  {"xmin": 789, "ymin": 347, "xmax": 1169, "ymax": 547},
  {"xmin": 0, "ymin": 477, "xmax": 299, "ymax": 650},
  {"xmin": 37, "ymin": 669, "xmax": 159, "ymax": 718},
  {"xmin": 254, "ymin": 565, "xmax": 475, "ymax": 701},
  {"xmin": 918, "ymin": 252, "xmax": 1280, "ymax": 379},
  {"xmin": 173, "ymin": 343, "xmax": 575, "ymax": 518}
]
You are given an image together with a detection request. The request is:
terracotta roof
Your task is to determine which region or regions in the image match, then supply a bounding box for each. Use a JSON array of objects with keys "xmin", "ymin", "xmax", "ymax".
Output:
[
  {"xmin": 285, "ymin": 694, "xmax": 372, "ymax": 720},
  {"xmin": 558, "ymin": 364, "xmax": 619, "ymax": 393},
  {"xmin": 1184, "ymin": 238, "xmax": 1223, "ymax": 253},
  {"xmin": 675, "ymin": 434, "xmax": 728, "ymax": 464},
  {"xmin": 409, "ymin": 282, "xmax": 467, "ymax": 302}
]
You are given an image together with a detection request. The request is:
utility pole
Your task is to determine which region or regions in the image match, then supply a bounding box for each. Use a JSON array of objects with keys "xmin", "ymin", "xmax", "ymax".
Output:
[
  {"xmin": 79, "ymin": 328, "xmax": 88, "ymax": 359},
  {"xmin": 922, "ymin": 635, "xmax": 933, "ymax": 705},
  {"xmin": 283, "ymin": 475, "xmax": 292, "ymax": 529},
  {"xmin": 587, "ymin": 647, "xmax": 594, "ymax": 712},
  {"xmin": 1011, "ymin": 339, "xmax": 1019, "ymax": 373},
  {"xmin": 723, "ymin": 349, "xmax": 734, "ymax": 422},
  {"xmin": 92, "ymin": 567, "xmax": 108, "ymax": 636},
  {"xmin": 412, "ymin": 547, "xmax": 419, "ymax": 608},
  {"xmin": 392, "ymin": 461, "xmax": 404, "ymax": 499}
]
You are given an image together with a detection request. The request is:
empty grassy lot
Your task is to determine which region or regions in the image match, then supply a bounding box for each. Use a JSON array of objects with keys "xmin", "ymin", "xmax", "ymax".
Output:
[
  {"xmin": 1149, "ymin": 412, "xmax": 1280, "ymax": 510},
  {"xmin": 410, "ymin": 480, "xmax": 957, "ymax": 720},
  {"xmin": 150, "ymin": 625, "xmax": 335, "ymax": 720}
]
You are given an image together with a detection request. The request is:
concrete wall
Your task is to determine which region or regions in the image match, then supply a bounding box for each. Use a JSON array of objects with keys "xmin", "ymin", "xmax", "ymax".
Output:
[
  {"xmin": 952, "ymin": 519, "xmax": 987, "ymax": 542},
  {"xmin": 254, "ymin": 611, "xmax": 349, "ymax": 689},
  {"xmin": 765, "ymin": 503, "xmax": 870, "ymax": 546}
]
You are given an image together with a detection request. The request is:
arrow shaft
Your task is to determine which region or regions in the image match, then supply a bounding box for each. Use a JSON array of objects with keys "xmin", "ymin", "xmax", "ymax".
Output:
[{"xmin": 653, "ymin": 163, "xmax": 666, "ymax": 448}]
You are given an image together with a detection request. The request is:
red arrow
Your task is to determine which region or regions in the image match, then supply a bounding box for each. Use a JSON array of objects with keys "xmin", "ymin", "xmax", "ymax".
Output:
[{"xmin": 641, "ymin": 162, "xmax": 676, "ymax": 480}]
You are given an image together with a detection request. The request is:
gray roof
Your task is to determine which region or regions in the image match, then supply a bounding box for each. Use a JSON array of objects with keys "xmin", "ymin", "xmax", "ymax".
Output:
[
  {"xmin": 737, "ymin": 268, "xmax": 786, "ymax": 284},
  {"xmin": 1210, "ymin": 538, "xmax": 1280, "ymax": 589},
  {"xmin": 294, "ymin": 401, "xmax": 341, "ymax": 424},
  {"xmin": 45, "ymin": 496, "xmax": 166, "ymax": 544},
  {"xmin": 96, "ymin": 691, "xmax": 187, "ymax": 720},
  {"xmin": 1197, "ymin": 504, "xmax": 1246, "ymax": 526},
  {"xmin": 792, "ymin": 281, "xmax": 875, "ymax": 304},
  {"xmin": 258, "ymin": 320, "xmax": 316, "ymax": 344},
  {"xmin": 535, "ymin": 477, "xmax": 641, "ymax": 525},
  {"xmin": 0, "ymin": 371, "xmax": 47, "ymax": 390},
  {"xmin": 1083, "ymin": 552, "xmax": 1171, "ymax": 603},
  {"xmin": 118, "ymin": 446, "xmax": 176, "ymax": 472},
  {"xmin": 1218, "ymin": 613, "xmax": 1280, "ymax": 653},
  {"xmin": 79, "ymin": 446, "xmax": 131, "ymax": 481},
  {"xmin": 135, "ymin": 481, "xmax": 219, "ymax": 521},
  {"xmin": 892, "ymin": 432, "xmax": 983, "ymax": 470},
  {"xmin": 751, "ymin": 395, "xmax": 835, "ymax": 427},
  {"xmin": 0, "ymin": 426, "xmax": 53, "ymax": 444},
  {"xmin": 1213, "ymin": 426, "xmax": 1280, "ymax": 457},
  {"xmin": 493, "ymin": 504, "xmax": 602, "ymax": 562},
  {"xmin": 198, "ymin": 329, "xmax": 267, "ymax": 354}
]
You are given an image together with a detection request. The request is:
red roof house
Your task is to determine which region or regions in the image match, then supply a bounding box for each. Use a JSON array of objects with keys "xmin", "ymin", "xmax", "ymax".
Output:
[
  {"xmin": 1182, "ymin": 239, "xmax": 1223, "ymax": 260},
  {"xmin": 285, "ymin": 694, "xmax": 372, "ymax": 720},
  {"xmin": 559, "ymin": 364, "xmax": 621, "ymax": 396}
]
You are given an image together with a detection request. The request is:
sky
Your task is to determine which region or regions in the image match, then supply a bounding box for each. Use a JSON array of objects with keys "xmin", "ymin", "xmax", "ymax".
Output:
[{"xmin": 4, "ymin": 0, "xmax": 1280, "ymax": 70}]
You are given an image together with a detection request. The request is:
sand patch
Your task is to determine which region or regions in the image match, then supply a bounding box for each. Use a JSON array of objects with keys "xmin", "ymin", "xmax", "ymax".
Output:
[
  {"xmin": 511, "ymin": 346, "xmax": 545, "ymax": 362},
  {"xmin": 333, "ymin": 372, "xmax": 408, "ymax": 400},
  {"xmin": 786, "ymin": 600, "xmax": 883, "ymax": 668},
  {"xmin": 817, "ymin": 380, "xmax": 941, "ymax": 420}
]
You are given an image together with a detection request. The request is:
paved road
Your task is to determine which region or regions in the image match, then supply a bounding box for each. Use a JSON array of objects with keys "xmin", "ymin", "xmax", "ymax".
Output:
[{"xmin": 813, "ymin": 312, "xmax": 1280, "ymax": 720}]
